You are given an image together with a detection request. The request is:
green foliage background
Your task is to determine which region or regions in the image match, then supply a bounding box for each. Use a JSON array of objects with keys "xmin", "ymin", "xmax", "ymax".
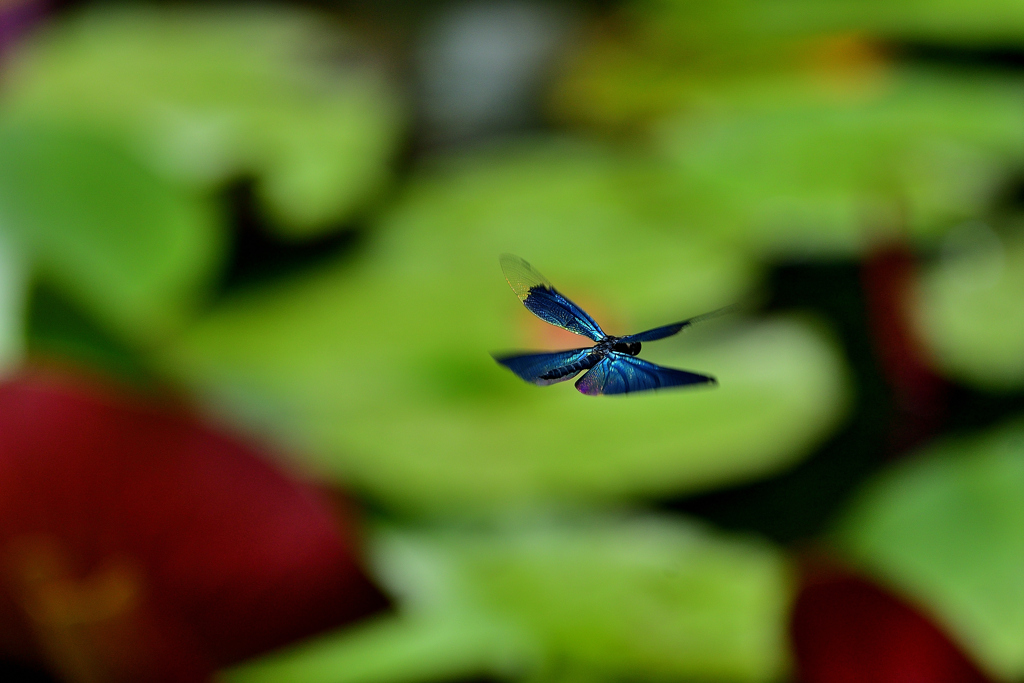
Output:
[{"xmin": 1, "ymin": 1, "xmax": 1023, "ymax": 681}]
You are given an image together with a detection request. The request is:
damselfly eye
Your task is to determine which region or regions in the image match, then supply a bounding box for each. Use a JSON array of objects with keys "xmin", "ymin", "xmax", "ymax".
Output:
[{"xmin": 611, "ymin": 341, "xmax": 641, "ymax": 355}]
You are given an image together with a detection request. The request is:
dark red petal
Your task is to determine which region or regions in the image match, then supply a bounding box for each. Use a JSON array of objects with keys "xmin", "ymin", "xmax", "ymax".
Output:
[
  {"xmin": 792, "ymin": 564, "xmax": 990, "ymax": 683},
  {"xmin": 0, "ymin": 369, "xmax": 387, "ymax": 679}
]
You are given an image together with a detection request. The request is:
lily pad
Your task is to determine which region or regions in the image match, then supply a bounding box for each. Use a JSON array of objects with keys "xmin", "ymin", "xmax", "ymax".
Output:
[
  {"xmin": 826, "ymin": 0, "xmax": 1024, "ymax": 44},
  {"xmin": 550, "ymin": 1, "xmax": 890, "ymax": 132},
  {"xmin": 4, "ymin": 5, "xmax": 402, "ymax": 235},
  {"xmin": 654, "ymin": 70, "xmax": 1024, "ymax": 256},
  {"xmin": 633, "ymin": 0, "xmax": 1024, "ymax": 45},
  {"xmin": 370, "ymin": 139, "xmax": 755, "ymax": 321},
  {"xmin": 915, "ymin": 226, "xmax": 1024, "ymax": 390},
  {"xmin": 159, "ymin": 139, "xmax": 850, "ymax": 516},
  {"xmin": 838, "ymin": 419, "xmax": 1024, "ymax": 681},
  {"xmin": 0, "ymin": 122, "xmax": 220, "ymax": 345},
  {"xmin": 556, "ymin": 14, "xmax": 1024, "ymax": 258},
  {"xmin": 225, "ymin": 515, "xmax": 793, "ymax": 683},
  {"xmin": 0, "ymin": 233, "xmax": 26, "ymax": 373}
]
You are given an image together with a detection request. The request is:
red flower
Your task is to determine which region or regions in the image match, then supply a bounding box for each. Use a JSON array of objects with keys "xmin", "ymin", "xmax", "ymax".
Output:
[
  {"xmin": 0, "ymin": 369, "xmax": 386, "ymax": 682},
  {"xmin": 792, "ymin": 562, "xmax": 990, "ymax": 683}
]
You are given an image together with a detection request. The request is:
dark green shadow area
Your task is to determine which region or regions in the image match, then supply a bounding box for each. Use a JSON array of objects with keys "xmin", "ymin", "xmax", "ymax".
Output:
[
  {"xmin": 214, "ymin": 179, "xmax": 366, "ymax": 298},
  {"xmin": 667, "ymin": 260, "xmax": 1024, "ymax": 545},
  {"xmin": 666, "ymin": 261, "xmax": 897, "ymax": 544},
  {"xmin": 25, "ymin": 282, "xmax": 156, "ymax": 388}
]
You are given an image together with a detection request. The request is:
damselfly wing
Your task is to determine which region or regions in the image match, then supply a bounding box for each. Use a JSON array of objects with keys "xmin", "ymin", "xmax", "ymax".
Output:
[{"xmin": 499, "ymin": 254, "xmax": 605, "ymax": 342}]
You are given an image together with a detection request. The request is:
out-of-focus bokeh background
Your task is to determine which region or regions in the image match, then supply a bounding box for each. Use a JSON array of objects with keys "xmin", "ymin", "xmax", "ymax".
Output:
[{"xmin": 0, "ymin": 0, "xmax": 1023, "ymax": 681}]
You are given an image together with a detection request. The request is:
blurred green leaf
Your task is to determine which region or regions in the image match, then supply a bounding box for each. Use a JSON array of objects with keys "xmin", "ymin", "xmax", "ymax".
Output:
[
  {"xmin": 838, "ymin": 419, "xmax": 1024, "ymax": 680},
  {"xmin": 4, "ymin": 5, "xmax": 402, "ymax": 235},
  {"xmin": 371, "ymin": 139, "xmax": 756, "ymax": 320},
  {"xmin": 557, "ymin": 5, "xmax": 1024, "ymax": 258},
  {"xmin": 222, "ymin": 614, "xmax": 516, "ymax": 683},
  {"xmin": 915, "ymin": 225, "xmax": 1024, "ymax": 390},
  {"xmin": 550, "ymin": 0, "xmax": 888, "ymax": 131},
  {"xmin": 825, "ymin": 0, "xmax": 1024, "ymax": 44},
  {"xmin": 655, "ymin": 70, "xmax": 1024, "ymax": 256},
  {"xmin": 159, "ymin": 139, "xmax": 850, "ymax": 516},
  {"xmin": 635, "ymin": 0, "xmax": 1024, "ymax": 44},
  {"xmin": 225, "ymin": 516, "xmax": 793, "ymax": 683},
  {"xmin": 0, "ymin": 123, "xmax": 220, "ymax": 345},
  {"xmin": 556, "ymin": 0, "xmax": 1024, "ymax": 132},
  {"xmin": 0, "ymin": 233, "xmax": 27, "ymax": 373}
]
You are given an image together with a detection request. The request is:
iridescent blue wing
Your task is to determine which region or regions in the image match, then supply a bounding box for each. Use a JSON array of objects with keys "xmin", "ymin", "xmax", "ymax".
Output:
[
  {"xmin": 494, "ymin": 348, "xmax": 594, "ymax": 386},
  {"xmin": 575, "ymin": 353, "xmax": 716, "ymax": 396},
  {"xmin": 617, "ymin": 321, "xmax": 691, "ymax": 344},
  {"xmin": 618, "ymin": 306, "xmax": 736, "ymax": 344},
  {"xmin": 500, "ymin": 254, "xmax": 605, "ymax": 342}
]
